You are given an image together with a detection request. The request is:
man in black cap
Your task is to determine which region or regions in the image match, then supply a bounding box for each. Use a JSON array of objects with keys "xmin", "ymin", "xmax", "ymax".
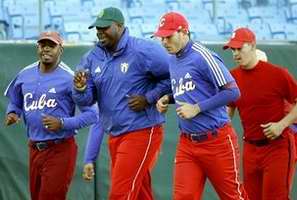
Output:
[{"xmin": 73, "ymin": 7, "xmax": 171, "ymax": 200}]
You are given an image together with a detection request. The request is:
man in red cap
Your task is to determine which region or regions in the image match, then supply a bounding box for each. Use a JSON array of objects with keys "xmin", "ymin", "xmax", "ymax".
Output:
[
  {"xmin": 154, "ymin": 12, "xmax": 248, "ymax": 200},
  {"xmin": 4, "ymin": 31, "xmax": 98, "ymax": 200},
  {"xmin": 255, "ymin": 49, "xmax": 297, "ymax": 164},
  {"xmin": 224, "ymin": 27, "xmax": 297, "ymax": 200}
]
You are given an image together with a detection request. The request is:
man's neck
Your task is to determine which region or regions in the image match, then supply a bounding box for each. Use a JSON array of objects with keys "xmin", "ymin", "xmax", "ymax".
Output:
[
  {"xmin": 244, "ymin": 56, "xmax": 259, "ymax": 70},
  {"xmin": 176, "ymin": 37, "xmax": 190, "ymax": 56},
  {"xmin": 40, "ymin": 60, "xmax": 59, "ymax": 73},
  {"xmin": 181, "ymin": 36, "xmax": 190, "ymax": 50}
]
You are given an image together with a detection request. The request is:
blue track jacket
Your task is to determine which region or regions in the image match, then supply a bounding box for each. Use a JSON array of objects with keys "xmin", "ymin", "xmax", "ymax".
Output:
[
  {"xmin": 4, "ymin": 61, "xmax": 97, "ymax": 141},
  {"xmin": 73, "ymin": 28, "xmax": 171, "ymax": 136}
]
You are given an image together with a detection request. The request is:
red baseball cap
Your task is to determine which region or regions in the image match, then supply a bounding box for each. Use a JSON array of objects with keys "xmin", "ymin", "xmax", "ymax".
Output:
[
  {"xmin": 223, "ymin": 28, "xmax": 256, "ymax": 50},
  {"xmin": 37, "ymin": 31, "xmax": 63, "ymax": 46},
  {"xmin": 154, "ymin": 12, "xmax": 189, "ymax": 37}
]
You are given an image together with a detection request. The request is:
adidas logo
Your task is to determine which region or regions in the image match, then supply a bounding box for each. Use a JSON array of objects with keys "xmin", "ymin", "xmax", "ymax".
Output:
[
  {"xmin": 48, "ymin": 88, "xmax": 56, "ymax": 93},
  {"xmin": 95, "ymin": 66, "xmax": 101, "ymax": 73},
  {"xmin": 184, "ymin": 72, "xmax": 192, "ymax": 79}
]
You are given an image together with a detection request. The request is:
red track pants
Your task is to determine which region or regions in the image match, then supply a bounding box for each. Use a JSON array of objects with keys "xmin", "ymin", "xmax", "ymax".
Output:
[
  {"xmin": 108, "ymin": 125, "xmax": 163, "ymax": 200},
  {"xmin": 243, "ymin": 130, "xmax": 296, "ymax": 200},
  {"xmin": 173, "ymin": 124, "xmax": 248, "ymax": 200}
]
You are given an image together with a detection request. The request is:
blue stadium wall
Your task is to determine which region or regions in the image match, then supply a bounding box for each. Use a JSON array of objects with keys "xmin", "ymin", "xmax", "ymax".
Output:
[{"xmin": 0, "ymin": 42, "xmax": 296, "ymax": 200}]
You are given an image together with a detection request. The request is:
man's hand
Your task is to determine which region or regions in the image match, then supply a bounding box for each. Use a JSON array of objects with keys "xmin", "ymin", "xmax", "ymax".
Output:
[
  {"xmin": 42, "ymin": 114, "xmax": 62, "ymax": 132},
  {"xmin": 261, "ymin": 122, "xmax": 285, "ymax": 140},
  {"xmin": 128, "ymin": 95, "xmax": 148, "ymax": 112},
  {"xmin": 176, "ymin": 100, "xmax": 200, "ymax": 119},
  {"xmin": 83, "ymin": 163, "xmax": 95, "ymax": 181},
  {"xmin": 5, "ymin": 113, "xmax": 20, "ymax": 126},
  {"xmin": 74, "ymin": 70, "xmax": 88, "ymax": 91},
  {"xmin": 156, "ymin": 95, "xmax": 170, "ymax": 113}
]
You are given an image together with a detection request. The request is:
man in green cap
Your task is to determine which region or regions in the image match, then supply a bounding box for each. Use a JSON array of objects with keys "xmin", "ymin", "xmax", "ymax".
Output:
[{"xmin": 73, "ymin": 7, "xmax": 171, "ymax": 200}]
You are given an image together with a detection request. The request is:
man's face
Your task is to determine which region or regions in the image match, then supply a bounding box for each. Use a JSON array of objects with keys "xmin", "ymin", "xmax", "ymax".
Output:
[
  {"xmin": 96, "ymin": 22, "xmax": 121, "ymax": 49},
  {"xmin": 37, "ymin": 40, "xmax": 62, "ymax": 65},
  {"xmin": 231, "ymin": 43, "xmax": 256, "ymax": 68},
  {"xmin": 159, "ymin": 31, "xmax": 184, "ymax": 54}
]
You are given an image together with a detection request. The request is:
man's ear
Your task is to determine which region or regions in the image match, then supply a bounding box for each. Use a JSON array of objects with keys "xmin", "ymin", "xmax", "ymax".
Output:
[
  {"xmin": 251, "ymin": 43, "xmax": 257, "ymax": 50},
  {"xmin": 59, "ymin": 46, "xmax": 64, "ymax": 55},
  {"xmin": 116, "ymin": 23, "xmax": 125, "ymax": 33},
  {"xmin": 180, "ymin": 28, "xmax": 189, "ymax": 36}
]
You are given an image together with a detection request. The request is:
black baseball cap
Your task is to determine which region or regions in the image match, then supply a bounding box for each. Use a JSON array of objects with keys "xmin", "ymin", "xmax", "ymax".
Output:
[{"xmin": 88, "ymin": 7, "xmax": 124, "ymax": 29}]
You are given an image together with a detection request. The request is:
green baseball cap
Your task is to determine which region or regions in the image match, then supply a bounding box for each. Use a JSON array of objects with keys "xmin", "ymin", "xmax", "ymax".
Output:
[{"xmin": 88, "ymin": 7, "xmax": 125, "ymax": 29}]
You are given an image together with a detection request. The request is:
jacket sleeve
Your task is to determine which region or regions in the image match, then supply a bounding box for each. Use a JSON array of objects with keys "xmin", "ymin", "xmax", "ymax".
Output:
[
  {"xmin": 72, "ymin": 84, "xmax": 97, "ymax": 106},
  {"xmin": 195, "ymin": 50, "xmax": 240, "ymax": 111},
  {"xmin": 139, "ymin": 43, "xmax": 172, "ymax": 104},
  {"xmin": 199, "ymin": 82, "xmax": 240, "ymax": 112},
  {"xmin": 4, "ymin": 76, "xmax": 23, "ymax": 116},
  {"xmin": 62, "ymin": 104, "xmax": 98, "ymax": 130},
  {"xmin": 83, "ymin": 118, "xmax": 104, "ymax": 164}
]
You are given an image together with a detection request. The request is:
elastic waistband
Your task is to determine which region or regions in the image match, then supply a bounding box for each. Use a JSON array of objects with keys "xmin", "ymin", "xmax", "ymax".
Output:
[
  {"xmin": 110, "ymin": 124, "xmax": 163, "ymax": 138},
  {"xmin": 131, "ymin": 124, "xmax": 162, "ymax": 133}
]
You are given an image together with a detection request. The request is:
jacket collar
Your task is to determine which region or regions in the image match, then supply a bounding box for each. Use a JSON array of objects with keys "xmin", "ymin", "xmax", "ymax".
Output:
[{"xmin": 176, "ymin": 40, "xmax": 193, "ymax": 58}]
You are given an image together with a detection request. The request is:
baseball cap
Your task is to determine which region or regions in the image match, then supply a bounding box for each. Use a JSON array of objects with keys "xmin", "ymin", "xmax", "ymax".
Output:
[
  {"xmin": 88, "ymin": 7, "xmax": 124, "ymax": 29},
  {"xmin": 37, "ymin": 31, "xmax": 63, "ymax": 46},
  {"xmin": 223, "ymin": 27, "xmax": 256, "ymax": 50},
  {"xmin": 154, "ymin": 12, "xmax": 189, "ymax": 37}
]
